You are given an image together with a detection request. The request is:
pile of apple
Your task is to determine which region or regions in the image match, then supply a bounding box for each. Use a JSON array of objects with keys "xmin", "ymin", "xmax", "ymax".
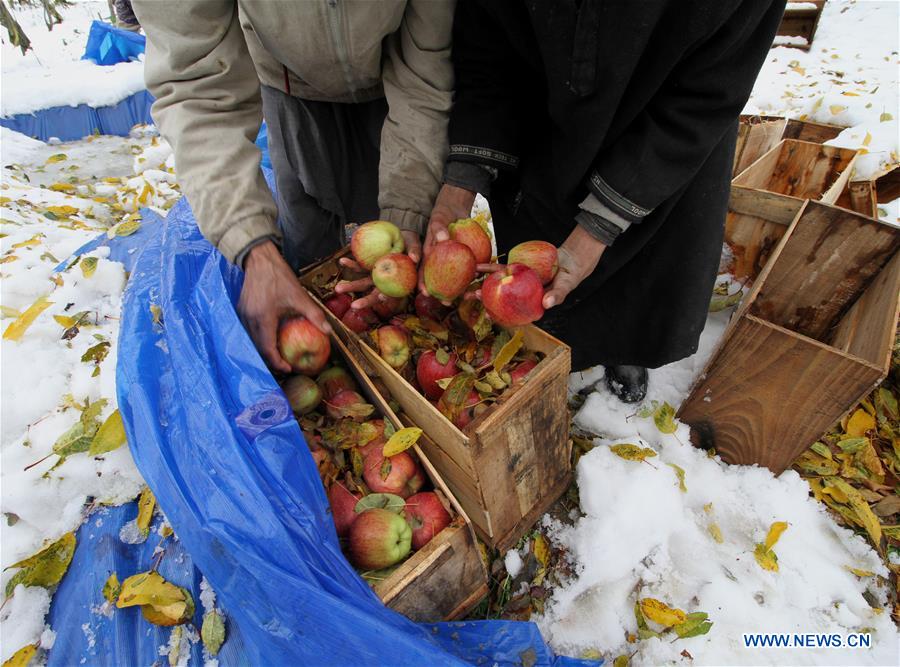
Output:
[
  {"xmin": 277, "ymin": 318, "xmax": 452, "ymax": 577},
  {"xmin": 310, "ymin": 219, "xmax": 556, "ymax": 430}
]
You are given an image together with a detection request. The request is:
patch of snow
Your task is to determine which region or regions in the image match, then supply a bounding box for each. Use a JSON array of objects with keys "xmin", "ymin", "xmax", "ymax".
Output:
[
  {"xmin": 505, "ymin": 550, "xmax": 524, "ymax": 579},
  {"xmin": 0, "ymin": 585, "xmax": 51, "ymax": 662}
]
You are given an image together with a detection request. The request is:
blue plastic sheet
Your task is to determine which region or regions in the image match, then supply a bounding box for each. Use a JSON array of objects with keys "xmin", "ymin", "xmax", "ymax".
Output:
[
  {"xmin": 82, "ymin": 20, "xmax": 146, "ymax": 66},
  {"xmin": 0, "ymin": 90, "xmax": 154, "ymax": 142}
]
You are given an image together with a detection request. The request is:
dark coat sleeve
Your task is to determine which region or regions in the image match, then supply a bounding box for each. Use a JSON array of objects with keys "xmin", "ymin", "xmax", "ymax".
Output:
[
  {"xmin": 447, "ymin": 0, "xmax": 527, "ymax": 171},
  {"xmin": 587, "ymin": 0, "xmax": 786, "ymax": 224}
]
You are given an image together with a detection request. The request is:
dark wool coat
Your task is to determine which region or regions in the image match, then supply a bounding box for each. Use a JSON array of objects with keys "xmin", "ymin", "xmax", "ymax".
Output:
[{"xmin": 448, "ymin": 0, "xmax": 786, "ymax": 370}]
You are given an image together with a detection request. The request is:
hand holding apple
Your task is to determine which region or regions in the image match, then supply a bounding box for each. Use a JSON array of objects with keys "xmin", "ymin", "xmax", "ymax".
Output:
[
  {"xmin": 277, "ymin": 316, "xmax": 332, "ymax": 375},
  {"xmin": 542, "ymin": 225, "xmax": 606, "ymax": 309}
]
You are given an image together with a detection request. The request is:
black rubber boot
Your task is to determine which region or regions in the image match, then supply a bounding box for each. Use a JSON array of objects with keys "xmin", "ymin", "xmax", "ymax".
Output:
[{"xmin": 605, "ymin": 365, "xmax": 648, "ymax": 404}]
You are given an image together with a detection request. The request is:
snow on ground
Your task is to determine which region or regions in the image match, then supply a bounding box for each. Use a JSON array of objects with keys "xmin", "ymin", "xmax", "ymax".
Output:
[
  {"xmin": 746, "ymin": 0, "xmax": 899, "ymax": 195},
  {"xmin": 534, "ymin": 3, "xmax": 900, "ymax": 665},
  {"xmin": 0, "ymin": 124, "xmax": 179, "ymax": 660},
  {"xmin": 1, "ymin": 1, "xmax": 145, "ymax": 117}
]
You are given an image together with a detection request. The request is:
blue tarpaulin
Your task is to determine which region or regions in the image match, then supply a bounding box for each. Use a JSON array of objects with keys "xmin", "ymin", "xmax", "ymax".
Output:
[
  {"xmin": 0, "ymin": 21, "xmax": 151, "ymax": 142},
  {"xmin": 42, "ymin": 193, "xmax": 596, "ymax": 664}
]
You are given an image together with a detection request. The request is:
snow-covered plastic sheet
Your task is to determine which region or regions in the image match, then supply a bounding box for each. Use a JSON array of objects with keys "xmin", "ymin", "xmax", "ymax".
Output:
[
  {"xmin": 82, "ymin": 20, "xmax": 146, "ymax": 66},
  {"xmin": 38, "ymin": 193, "xmax": 597, "ymax": 665},
  {"xmin": 0, "ymin": 90, "xmax": 153, "ymax": 142}
]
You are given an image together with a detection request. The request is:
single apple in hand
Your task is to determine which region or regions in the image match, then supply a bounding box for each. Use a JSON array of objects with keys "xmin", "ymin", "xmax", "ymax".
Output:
[
  {"xmin": 363, "ymin": 450, "xmax": 425, "ymax": 499},
  {"xmin": 404, "ymin": 492, "xmax": 452, "ymax": 550},
  {"xmin": 317, "ymin": 366, "xmax": 358, "ymax": 400},
  {"xmin": 481, "ymin": 263, "xmax": 545, "ymax": 327},
  {"xmin": 328, "ymin": 481, "xmax": 361, "ymax": 537},
  {"xmin": 350, "ymin": 221, "xmax": 405, "ymax": 270},
  {"xmin": 324, "ymin": 293, "xmax": 353, "ymax": 319},
  {"xmin": 372, "ymin": 253, "xmax": 417, "ymax": 298},
  {"xmin": 373, "ymin": 325, "xmax": 411, "ymax": 370},
  {"xmin": 416, "ymin": 349, "xmax": 459, "ymax": 400},
  {"xmin": 423, "ymin": 240, "xmax": 477, "ymax": 302},
  {"xmin": 508, "ymin": 240, "xmax": 558, "ymax": 286},
  {"xmin": 282, "ymin": 375, "xmax": 322, "ymax": 415},
  {"xmin": 278, "ymin": 316, "xmax": 331, "ymax": 375},
  {"xmin": 449, "ymin": 218, "xmax": 492, "ymax": 264},
  {"xmin": 348, "ymin": 508, "xmax": 412, "ymax": 570}
]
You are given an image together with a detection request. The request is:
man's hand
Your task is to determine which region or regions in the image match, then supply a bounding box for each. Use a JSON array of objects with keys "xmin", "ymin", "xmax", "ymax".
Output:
[
  {"xmin": 238, "ymin": 241, "xmax": 332, "ymax": 373},
  {"xmin": 335, "ymin": 230, "xmax": 421, "ymax": 309},
  {"xmin": 424, "ymin": 184, "xmax": 477, "ymax": 256},
  {"xmin": 543, "ymin": 225, "xmax": 606, "ymax": 309}
]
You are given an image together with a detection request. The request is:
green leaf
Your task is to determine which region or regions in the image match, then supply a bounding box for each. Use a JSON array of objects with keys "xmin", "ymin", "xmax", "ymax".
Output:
[
  {"xmin": 675, "ymin": 611, "xmax": 713, "ymax": 638},
  {"xmin": 46, "ymin": 153, "xmax": 67, "ymax": 164},
  {"xmin": 653, "ymin": 402, "xmax": 678, "ymax": 434},
  {"xmin": 435, "ymin": 348, "xmax": 450, "ymax": 365},
  {"xmin": 89, "ymin": 410, "xmax": 126, "ymax": 456},
  {"xmin": 667, "ymin": 463, "xmax": 687, "ymax": 492},
  {"xmin": 81, "ymin": 341, "xmax": 110, "ymax": 366},
  {"xmin": 810, "ymin": 442, "xmax": 832, "ymax": 459},
  {"xmin": 354, "ymin": 493, "xmax": 405, "ymax": 514},
  {"xmin": 709, "ymin": 290, "xmax": 742, "ymax": 312},
  {"xmin": 201, "ymin": 610, "xmax": 226, "ymax": 656},
  {"xmin": 114, "ymin": 218, "xmax": 141, "ymax": 237},
  {"xmin": 4, "ymin": 532, "xmax": 77, "ymax": 597}
]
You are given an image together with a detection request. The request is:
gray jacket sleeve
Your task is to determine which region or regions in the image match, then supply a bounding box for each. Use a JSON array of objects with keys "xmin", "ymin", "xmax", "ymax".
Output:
[
  {"xmin": 132, "ymin": 0, "xmax": 280, "ymax": 265},
  {"xmin": 378, "ymin": 0, "xmax": 455, "ymax": 236}
]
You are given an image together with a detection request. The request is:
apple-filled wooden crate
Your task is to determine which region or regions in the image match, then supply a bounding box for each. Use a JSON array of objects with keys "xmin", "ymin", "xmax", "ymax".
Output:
[
  {"xmin": 300, "ymin": 248, "xmax": 573, "ymax": 552},
  {"xmin": 680, "ymin": 200, "xmax": 900, "ymax": 474},
  {"xmin": 285, "ymin": 330, "xmax": 488, "ymax": 621}
]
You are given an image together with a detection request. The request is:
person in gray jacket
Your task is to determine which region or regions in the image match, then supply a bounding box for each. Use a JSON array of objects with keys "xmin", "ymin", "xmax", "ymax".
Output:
[{"xmin": 132, "ymin": 0, "xmax": 459, "ymax": 372}]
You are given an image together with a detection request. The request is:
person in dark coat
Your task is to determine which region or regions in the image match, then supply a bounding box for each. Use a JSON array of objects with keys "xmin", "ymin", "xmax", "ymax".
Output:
[{"xmin": 425, "ymin": 0, "xmax": 786, "ymax": 402}]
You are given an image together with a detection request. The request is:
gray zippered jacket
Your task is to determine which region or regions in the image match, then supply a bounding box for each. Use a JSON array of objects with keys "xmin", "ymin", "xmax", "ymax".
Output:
[{"xmin": 132, "ymin": 0, "xmax": 454, "ymax": 264}]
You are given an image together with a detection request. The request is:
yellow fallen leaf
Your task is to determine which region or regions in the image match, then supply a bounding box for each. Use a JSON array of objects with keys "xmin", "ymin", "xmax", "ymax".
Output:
[
  {"xmin": 48, "ymin": 183, "xmax": 75, "ymax": 193},
  {"xmin": 703, "ymin": 502, "xmax": 713, "ymax": 514},
  {"xmin": 610, "ymin": 443, "xmax": 657, "ymax": 462},
  {"xmin": 708, "ymin": 523, "xmax": 724, "ymax": 543},
  {"xmin": 2, "ymin": 644, "xmax": 37, "ymax": 667},
  {"xmin": 613, "ymin": 656, "xmax": 629, "ymax": 667},
  {"xmin": 80, "ymin": 257, "xmax": 98, "ymax": 278},
  {"xmin": 4, "ymin": 532, "xmax": 77, "ymax": 597},
  {"xmin": 136, "ymin": 487, "xmax": 156, "ymax": 537},
  {"xmin": 862, "ymin": 132, "xmax": 872, "ymax": 147},
  {"xmin": 3, "ymin": 296, "xmax": 52, "ymax": 341},
  {"xmin": 765, "ymin": 522, "xmax": 788, "ymax": 550},
  {"xmin": 11, "ymin": 234, "xmax": 43, "ymax": 249},
  {"xmin": 829, "ymin": 105, "xmax": 847, "ymax": 115},
  {"xmin": 754, "ymin": 543, "xmax": 779, "ymax": 572},
  {"xmin": 667, "ymin": 463, "xmax": 687, "ymax": 492},
  {"xmin": 0, "ymin": 255, "xmax": 18, "ymax": 264},
  {"xmin": 0, "ymin": 305, "xmax": 22, "ymax": 319},
  {"xmin": 493, "ymin": 329, "xmax": 524, "ymax": 373},
  {"xmin": 46, "ymin": 153, "xmax": 67, "ymax": 164},
  {"xmin": 150, "ymin": 304, "xmax": 163, "ymax": 326},
  {"xmin": 639, "ymin": 597, "xmax": 687, "ymax": 628},
  {"xmin": 844, "ymin": 566, "xmax": 875, "ymax": 577},
  {"xmin": 381, "ymin": 427, "xmax": 423, "ymax": 457},
  {"xmin": 89, "ymin": 410, "xmax": 126, "ymax": 456},
  {"xmin": 846, "ymin": 408, "xmax": 875, "ymax": 438},
  {"xmin": 533, "ymin": 534, "xmax": 550, "ymax": 568}
]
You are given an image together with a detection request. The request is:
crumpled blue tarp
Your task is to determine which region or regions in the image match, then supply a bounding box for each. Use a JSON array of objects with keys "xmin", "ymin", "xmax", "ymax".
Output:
[
  {"xmin": 82, "ymin": 20, "xmax": 146, "ymax": 66},
  {"xmin": 41, "ymin": 193, "xmax": 596, "ymax": 664}
]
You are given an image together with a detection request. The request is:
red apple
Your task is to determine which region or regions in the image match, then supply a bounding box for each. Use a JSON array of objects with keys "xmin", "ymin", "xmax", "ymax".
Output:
[
  {"xmin": 372, "ymin": 295, "xmax": 408, "ymax": 320},
  {"xmin": 373, "ymin": 325, "xmax": 411, "ymax": 370},
  {"xmin": 350, "ymin": 221, "xmax": 405, "ymax": 270},
  {"xmin": 404, "ymin": 492, "xmax": 452, "ymax": 550},
  {"xmin": 278, "ymin": 317, "xmax": 331, "ymax": 375},
  {"xmin": 282, "ymin": 375, "xmax": 322, "ymax": 415},
  {"xmin": 423, "ymin": 240, "xmax": 477, "ymax": 302},
  {"xmin": 414, "ymin": 293, "xmax": 451, "ymax": 322},
  {"xmin": 449, "ymin": 218, "xmax": 492, "ymax": 264},
  {"xmin": 438, "ymin": 389, "xmax": 480, "ymax": 430},
  {"xmin": 363, "ymin": 450, "xmax": 425, "ymax": 499},
  {"xmin": 372, "ymin": 253, "xmax": 417, "ymax": 298},
  {"xmin": 317, "ymin": 366, "xmax": 358, "ymax": 399},
  {"xmin": 341, "ymin": 306, "xmax": 379, "ymax": 333},
  {"xmin": 328, "ymin": 481, "xmax": 361, "ymax": 537},
  {"xmin": 324, "ymin": 293, "xmax": 352, "ymax": 319},
  {"xmin": 508, "ymin": 240, "xmax": 558, "ymax": 286},
  {"xmin": 325, "ymin": 389, "xmax": 372, "ymax": 422},
  {"xmin": 509, "ymin": 359, "xmax": 538, "ymax": 384},
  {"xmin": 481, "ymin": 263, "xmax": 545, "ymax": 327},
  {"xmin": 416, "ymin": 350, "xmax": 459, "ymax": 400},
  {"xmin": 348, "ymin": 508, "xmax": 412, "ymax": 570}
]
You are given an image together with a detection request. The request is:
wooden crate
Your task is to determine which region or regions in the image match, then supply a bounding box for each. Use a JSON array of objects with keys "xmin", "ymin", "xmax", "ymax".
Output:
[
  {"xmin": 781, "ymin": 118, "xmax": 843, "ymax": 144},
  {"xmin": 300, "ymin": 251, "xmax": 573, "ymax": 552},
  {"xmin": 726, "ymin": 139, "xmax": 858, "ymax": 280},
  {"xmin": 327, "ymin": 334, "xmax": 488, "ymax": 620},
  {"xmin": 680, "ymin": 201, "xmax": 900, "ymax": 474},
  {"xmin": 734, "ymin": 115, "xmax": 787, "ymax": 178},
  {"xmin": 776, "ymin": 1, "xmax": 825, "ymax": 50}
]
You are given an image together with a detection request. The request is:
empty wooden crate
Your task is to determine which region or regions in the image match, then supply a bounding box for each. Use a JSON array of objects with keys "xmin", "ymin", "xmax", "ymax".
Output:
[
  {"xmin": 680, "ymin": 201, "xmax": 900, "ymax": 473},
  {"xmin": 726, "ymin": 139, "xmax": 858, "ymax": 280},
  {"xmin": 300, "ymin": 251, "xmax": 573, "ymax": 552}
]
